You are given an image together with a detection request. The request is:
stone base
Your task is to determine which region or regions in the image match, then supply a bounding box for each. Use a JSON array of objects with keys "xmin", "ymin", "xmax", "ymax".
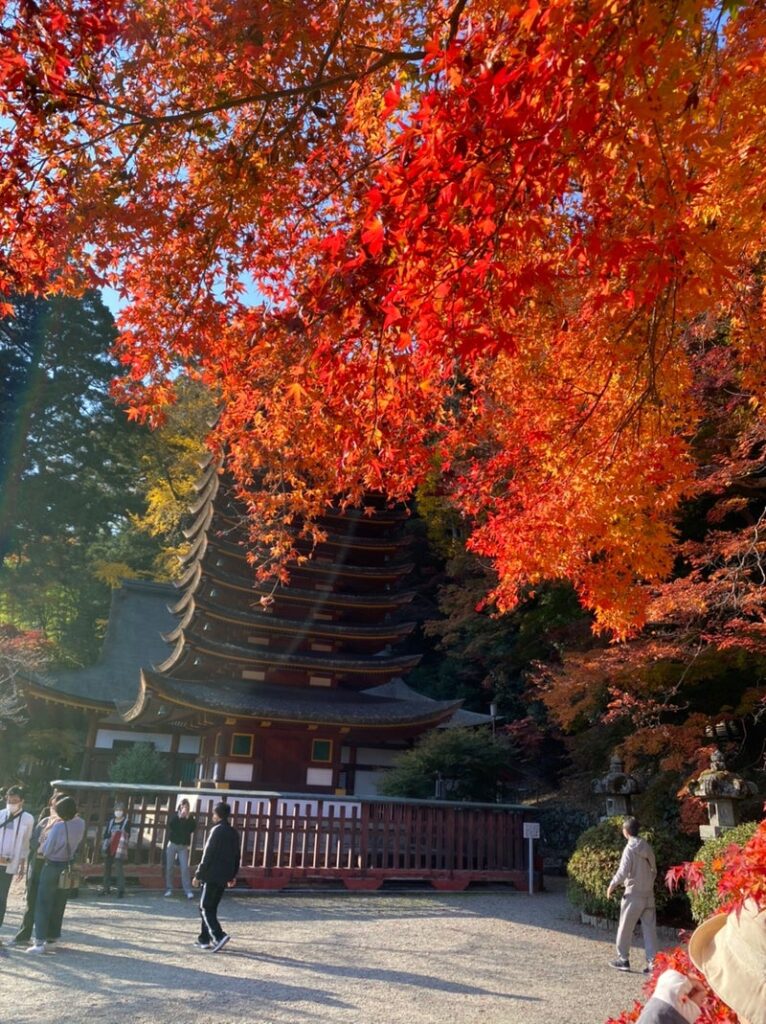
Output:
[
  {"xmin": 579, "ymin": 910, "xmax": 680, "ymax": 943},
  {"xmin": 699, "ymin": 824, "xmax": 733, "ymax": 840}
]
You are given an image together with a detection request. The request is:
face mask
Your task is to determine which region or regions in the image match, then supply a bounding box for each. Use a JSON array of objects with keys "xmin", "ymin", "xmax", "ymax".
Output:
[
  {"xmin": 7, "ymin": 801, "xmax": 21, "ymax": 812},
  {"xmin": 114, "ymin": 810, "xmax": 124, "ymax": 820}
]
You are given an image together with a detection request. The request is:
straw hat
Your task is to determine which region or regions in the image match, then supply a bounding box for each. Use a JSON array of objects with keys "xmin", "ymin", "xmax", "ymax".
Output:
[{"xmin": 688, "ymin": 898, "xmax": 766, "ymax": 1024}]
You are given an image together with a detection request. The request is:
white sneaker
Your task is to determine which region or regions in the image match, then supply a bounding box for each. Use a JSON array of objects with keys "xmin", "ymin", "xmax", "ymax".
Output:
[
  {"xmin": 163, "ymin": 890, "xmax": 173, "ymax": 897},
  {"xmin": 186, "ymin": 892, "xmax": 195, "ymax": 900},
  {"xmin": 25, "ymin": 943, "xmax": 47, "ymax": 954}
]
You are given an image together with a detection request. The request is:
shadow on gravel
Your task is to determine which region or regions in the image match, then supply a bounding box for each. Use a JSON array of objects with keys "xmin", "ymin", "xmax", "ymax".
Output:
[
  {"xmin": 4, "ymin": 946, "xmax": 356, "ymax": 1010},
  {"xmin": 237, "ymin": 950, "xmax": 541, "ymax": 1002}
]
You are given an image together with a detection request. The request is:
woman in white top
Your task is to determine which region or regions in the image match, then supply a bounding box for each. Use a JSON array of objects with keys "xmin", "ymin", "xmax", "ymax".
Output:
[{"xmin": 0, "ymin": 785, "xmax": 34, "ymax": 943}]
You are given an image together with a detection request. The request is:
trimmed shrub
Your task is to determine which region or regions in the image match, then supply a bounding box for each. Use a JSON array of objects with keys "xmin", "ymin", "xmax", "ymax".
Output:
[
  {"xmin": 108, "ymin": 741, "xmax": 171, "ymax": 786},
  {"xmin": 567, "ymin": 816, "xmax": 691, "ymax": 921},
  {"xmin": 378, "ymin": 728, "xmax": 515, "ymax": 803},
  {"xmin": 688, "ymin": 820, "xmax": 759, "ymax": 923}
]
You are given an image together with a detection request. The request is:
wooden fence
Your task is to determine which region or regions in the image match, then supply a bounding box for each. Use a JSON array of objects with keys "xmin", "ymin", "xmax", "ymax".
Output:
[{"xmin": 53, "ymin": 781, "xmax": 542, "ymax": 892}]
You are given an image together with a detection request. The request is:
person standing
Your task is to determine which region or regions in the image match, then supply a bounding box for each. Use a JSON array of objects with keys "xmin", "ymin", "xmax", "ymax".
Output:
[
  {"xmin": 606, "ymin": 816, "xmax": 659, "ymax": 973},
  {"xmin": 25, "ymin": 795, "xmax": 85, "ymax": 954},
  {"xmin": 100, "ymin": 802, "xmax": 131, "ymax": 898},
  {"xmin": 164, "ymin": 798, "xmax": 196, "ymax": 899},
  {"xmin": 13, "ymin": 796, "xmax": 60, "ymax": 947},
  {"xmin": 192, "ymin": 801, "xmax": 239, "ymax": 952},
  {"xmin": 0, "ymin": 786, "xmax": 34, "ymax": 944}
]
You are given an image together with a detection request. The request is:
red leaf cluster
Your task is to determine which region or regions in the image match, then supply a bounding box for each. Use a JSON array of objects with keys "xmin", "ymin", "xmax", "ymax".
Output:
[{"xmin": 2, "ymin": 2, "xmax": 766, "ymax": 635}]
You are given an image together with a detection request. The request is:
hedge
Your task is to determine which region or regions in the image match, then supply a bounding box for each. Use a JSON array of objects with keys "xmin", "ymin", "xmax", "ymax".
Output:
[
  {"xmin": 567, "ymin": 816, "xmax": 691, "ymax": 920},
  {"xmin": 688, "ymin": 820, "xmax": 760, "ymax": 923}
]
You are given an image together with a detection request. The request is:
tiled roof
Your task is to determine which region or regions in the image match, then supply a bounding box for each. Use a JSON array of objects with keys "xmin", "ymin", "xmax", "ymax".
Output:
[
  {"xmin": 129, "ymin": 669, "xmax": 461, "ymax": 727},
  {"xmin": 156, "ymin": 633, "xmax": 422, "ymax": 677},
  {"xmin": 26, "ymin": 580, "xmax": 176, "ymax": 708},
  {"xmin": 163, "ymin": 596, "xmax": 415, "ymax": 644},
  {"xmin": 363, "ymin": 680, "xmax": 493, "ymax": 729}
]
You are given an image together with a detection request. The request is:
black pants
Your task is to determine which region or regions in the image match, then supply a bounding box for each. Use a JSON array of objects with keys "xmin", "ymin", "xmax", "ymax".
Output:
[
  {"xmin": 15, "ymin": 858, "xmax": 65, "ymax": 943},
  {"xmin": 198, "ymin": 882, "xmax": 226, "ymax": 943},
  {"xmin": 0, "ymin": 869, "xmax": 13, "ymax": 927},
  {"xmin": 102, "ymin": 855, "xmax": 125, "ymax": 895}
]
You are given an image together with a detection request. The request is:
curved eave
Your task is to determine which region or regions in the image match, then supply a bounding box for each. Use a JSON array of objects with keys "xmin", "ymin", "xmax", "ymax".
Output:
[
  {"xmin": 188, "ymin": 472, "xmax": 220, "ymax": 516},
  {"xmin": 198, "ymin": 540, "xmax": 414, "ymax": 582},
  {"xmin": 204, "ymin": 530, "xmax": 409, "ymax": 561},
  {"xmin": 127, "ymin": 670, "xmax": 460, "ymax": 729},
  {"xmin": 192, "ymin": 454, "xmax": 224, "ymax": 494},
  {"xmin": 276, "ymin": 560, "xmax": 415, "ymax": 583},
  {"xmin": 124, "ymin": 671, "xmax": 153, "ymax": 722},
  {"xmin": 164, "ymin": 595, "xmax": 415, "ymax": 644},
  {"xmin": 172, "ymin": 563, "xmax": 416, "ymax": 612},
  {"xmin": 161, "ymin": 599, "xmax": 196, "ymax": 642},
  {"xmin": 20, "ymin": 676, "xmax": 113, "ymax": 712},
  {"xmin": 181, "ymin": 537, "xmax": 414, "ymax": 585},
  {"xmin": 293, "ymin": 532, "xmax": 410, "ymax": 553},
  {"xmin": 176, "ymin": 557, "xmax": 205, "ymax": 590},
  {"xmin": 155, "ymin": 634, "xmax": 422, "ymax": 677},
  {"xmin": 321, "ymin": 504, "xmax": 409, "ymax": 522},
  {"xmin": 182, "ymin": 503, "xmax": 214, "ymax": 543}
]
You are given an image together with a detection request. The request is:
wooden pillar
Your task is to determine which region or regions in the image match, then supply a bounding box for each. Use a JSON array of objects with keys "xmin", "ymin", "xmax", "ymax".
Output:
[
  {"xmin": 168, "ymin": 730, "xmax": 180, "ymax": 784},
  {"xmin": 79, "ymin": 711, "xmax": 99, "ymax": 779}
]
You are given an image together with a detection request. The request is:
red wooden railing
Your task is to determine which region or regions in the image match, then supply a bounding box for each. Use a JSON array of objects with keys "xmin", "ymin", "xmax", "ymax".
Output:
[{"xmin": 53, "ymin": 781, "xmax": 541, "ymax": 892}]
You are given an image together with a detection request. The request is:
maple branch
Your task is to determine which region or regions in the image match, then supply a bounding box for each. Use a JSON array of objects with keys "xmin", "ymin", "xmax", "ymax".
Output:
[
  {"xmin": 60, "ymin": 49, "xmax": 425, "ymax": 129},
  {"xmin": 447, "ymin": 0, "xmax": 471, "ymax": 43},
  {"xmin": 269, "ymin": 0, "xmax": 354, "ymax": 153}
]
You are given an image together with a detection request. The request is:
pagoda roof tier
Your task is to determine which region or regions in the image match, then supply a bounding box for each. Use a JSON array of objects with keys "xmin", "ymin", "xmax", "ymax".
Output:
[
  {"xmin": 155, "ymin": 633, "xmax": 422, "ymax": 681},
  {"xmin": 183, "ymin": 502, "xmax": 215, "ymax": 542},
  {"xmin": 317, "ymin": 506, "xmax": 409, "ymax": 528},
  {"xmin": 163, "ymin": 596, "xmax": 416, "ymax": 645},
  {"xmin": 183, "ymin": 496, "xmax": 410, "ymax": 545},
  {"xmin": 192, "ymin": 453, "xmax": 223, "ymax": 493},
  {"xmin": 279, "ymin": 559, "xmax": 414, "ymax": 583},
  {"xmin": 171, "ymin": 562, "xmax": 416, "ymax": 614},
  {"xmin": 182, "ymin": 534, "xmax": 414, "ymax": 581},
  {"xmin": 175, "ymin": 557, "xmax": 415, "ymax": 596},
  {"xmin": 188, "ymin": 467, "xmax": 220, "ymax": 516},
  {"xmin": 183, "ymin": 512, "xmax": 412, "ymax": 561},
  {"xmin": 127, "ymin": 669, "xmax": 460, "ymax": 729}
]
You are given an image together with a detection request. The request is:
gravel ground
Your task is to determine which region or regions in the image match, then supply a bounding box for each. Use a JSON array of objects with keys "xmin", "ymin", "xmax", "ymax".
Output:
[{"xmin": 0, "ymin": 878, "xmax": 660, "ymax": 1024}]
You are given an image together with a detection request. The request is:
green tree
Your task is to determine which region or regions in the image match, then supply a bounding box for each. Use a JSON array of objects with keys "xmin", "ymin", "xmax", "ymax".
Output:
[
  {"xmin": 0, "ymin": 292, "xmax": 148, "ymax": 662},
  {"xmin": 128, "ymin": 377, "xmax": 215, "ymax": 578},
  {"xmin": 379, "ymin": 728, "xmax": 516, "ymax": 803},
  {"xmin": 108, "ymin": 742, "xmax": 171, "ymax": 787}
]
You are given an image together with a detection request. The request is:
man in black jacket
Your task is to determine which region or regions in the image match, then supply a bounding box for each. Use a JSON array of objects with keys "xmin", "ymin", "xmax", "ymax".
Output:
[{"xmin": 191, "ymin": 802, "xmax": 240, "ymax": 952}]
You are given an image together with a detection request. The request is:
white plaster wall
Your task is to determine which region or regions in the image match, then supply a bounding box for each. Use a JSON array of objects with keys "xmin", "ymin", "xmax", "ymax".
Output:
[
  {"xmin": 95, "ymin": 729, "xmax": 173, "ymax": 752},
  {"xmin": 224, "ymin": 762, "xmax": 254, "ymax": 783},
  {"xmin": 94, "ymin": 729, "xmax": 200, "ymax": 754}
]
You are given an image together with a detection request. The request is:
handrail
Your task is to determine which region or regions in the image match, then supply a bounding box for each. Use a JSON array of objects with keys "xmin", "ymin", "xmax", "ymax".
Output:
[{"xmin": 51, "ymin": 779, "xmax": 536, "ymax": 813}]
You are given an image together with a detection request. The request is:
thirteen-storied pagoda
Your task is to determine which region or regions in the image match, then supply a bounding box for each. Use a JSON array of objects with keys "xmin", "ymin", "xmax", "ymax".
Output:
[{"xmin": 23, "ymin": 458, "xmax": 482, "ymax": 794}]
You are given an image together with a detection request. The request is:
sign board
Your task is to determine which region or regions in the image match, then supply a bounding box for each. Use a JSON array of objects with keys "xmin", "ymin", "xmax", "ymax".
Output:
[{"xmin": 523, "ymin": 821, "xmax": 541, "ymax": 840}]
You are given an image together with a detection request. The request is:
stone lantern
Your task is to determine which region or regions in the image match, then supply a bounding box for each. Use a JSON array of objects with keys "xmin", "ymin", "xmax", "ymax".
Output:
[
  {"xmin": 592, "ymin": 754, "xmax": 643, "ymax": 819},
  {"xmin": 688, "ymin": 748, "xmax": 758, "ymax": 840}
]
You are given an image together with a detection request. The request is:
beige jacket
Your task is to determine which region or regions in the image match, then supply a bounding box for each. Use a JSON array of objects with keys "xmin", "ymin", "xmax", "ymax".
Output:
[{"xmin": 610, "ymin": 836, "xmax": 657, "ymax": 895}]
